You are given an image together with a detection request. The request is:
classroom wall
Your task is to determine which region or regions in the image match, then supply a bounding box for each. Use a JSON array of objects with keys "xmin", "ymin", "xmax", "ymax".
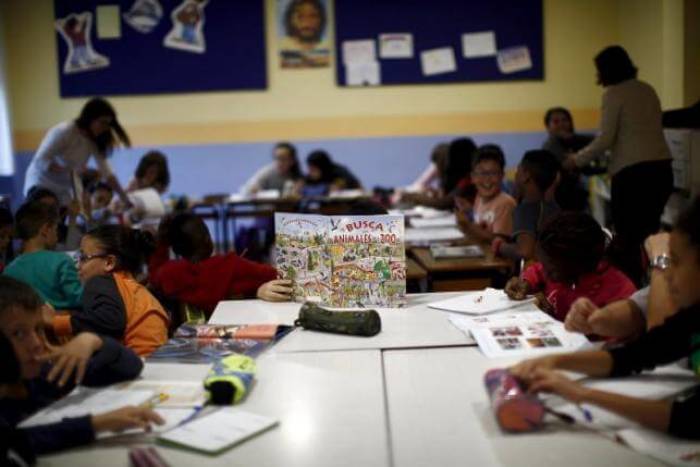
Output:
[{"xmin": 0, "ymin": 0, "xmax": 687, "ymax": 203}]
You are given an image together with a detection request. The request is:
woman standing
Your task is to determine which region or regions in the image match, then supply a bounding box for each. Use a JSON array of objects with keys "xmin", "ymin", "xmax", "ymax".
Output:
[
  {"xmin": 23, "ymin": 97, "xmax": 130, "ymax": 206},
  {"xmin": 565, "ymin": 46, "xmax": 672, "ymax": 285}
]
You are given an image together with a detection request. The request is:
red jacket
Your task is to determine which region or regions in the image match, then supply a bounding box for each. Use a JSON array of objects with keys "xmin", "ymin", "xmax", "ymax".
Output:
[
  {"xmin": 150, "ymin": 244, "xmax": 277, "ymax": 314},
  {"xmin": 522, "ymin": 261, "xmax": 637, "ymax": 322}
]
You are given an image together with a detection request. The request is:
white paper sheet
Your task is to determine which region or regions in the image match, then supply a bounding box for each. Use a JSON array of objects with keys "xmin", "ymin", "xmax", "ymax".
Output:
[
  {"xmin": 118, "ymin": 380, "xmax": 207, "ymax": 408},
  {"xmin": 410, "ymin": 216, "xmax": 457, "ymax": 228},
  {"xmin": 97, "ymin": 407, "xmax": 196, "ymax": 439},
  {"xmin": 379, "ymin": 33, "xmax": 413, "ymax": 59},
  {"xmin": 404, "ymin": 226, "xmax": 464, "ymax": 244},
  {"xmin": 346, "ymin": 61, "xmax": 381, "ymax": 86},
  {"xmin": 254, "ymin": 189, "xmax": 281, "ymax": 200},
  {"xmin": 327, "ymin": 189, "xmax": 367, "ymax": 199},
  {"xmin": 96, "ymin": 5, "xmax": 121, "ymax": 39},
  {"xmin": 19, "ymin": 388, "xmax": 155, "ymax": 428},
  {"xmin": 158, "ymin": 408, "xmax": 278, "ymax": 454},
  {"xmin": 429, "ymin": 289, "xmax": 536, "ymax": 315},
  {"xmin": 497, "ymin": 46, "xmax": 532, "ymax": 74},
  {"xmin": 617, "ymin": 427, "xmax": 700, "ymax": 466},
  {"xmin": 342, "ymin": 39, "xmax": 376, "ymax": 65},
  {"xmin": 420, "ymin": 47, "xmax": 457, "ymax": 76},
  {"xmin": 430, "ymin": 244, "xmax": 485, "ymax": 259},
  {"xmin": 128, "ymin": 188, "xmax": 166, "ymax": 219},
  {"xmin": 462, "ymin": 31, "xmax": 497, "ymax": 58}
]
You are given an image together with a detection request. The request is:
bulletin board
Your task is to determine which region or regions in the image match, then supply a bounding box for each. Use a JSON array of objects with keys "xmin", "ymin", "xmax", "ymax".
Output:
[
  {"xmin": 53, "ymin": 0, "xmax": 267, "ymax": 97},
  {"xmin": 334, "ymin": 0, "xmax": 543, "ymax": 87}
]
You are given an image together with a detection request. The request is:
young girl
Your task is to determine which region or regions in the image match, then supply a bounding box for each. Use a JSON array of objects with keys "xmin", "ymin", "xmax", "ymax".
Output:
[
  {"xmin": 126, "ymin": 150, "xmax": 170, "ymax": 194},
  {"xmin": 456, "ymin": 144, "xmax": 516, "ymax": 243},
  {"xmin": 241, "ymin": 142, "xmax": 303, "ymax": 196},
  {"xmin": 505, "ymin": 211, "xmax": 636, "ymax": 321},
  {"xmin": 511, "ymin": 197, "xmax": 700, "ymax": 438},
  {"xmin": 0, "ymin": 276, "xmax": 162, "ymax": 455},
  {"xmin": 49, "ymin": 225, "xmax": 170, "ymax": 356},
  {"xmin": 149, "ymin": 213, "xmax": 293, "ymax": 316}
]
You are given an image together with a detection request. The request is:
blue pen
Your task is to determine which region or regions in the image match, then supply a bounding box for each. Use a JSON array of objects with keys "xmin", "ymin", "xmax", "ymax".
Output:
[
  {"xmin": 178, "ymin": 405, "xmax": 205, "ymax": 427},
  {"xmin": 576, "ymin": 404, "xmax": 593, "ymax": 423}
]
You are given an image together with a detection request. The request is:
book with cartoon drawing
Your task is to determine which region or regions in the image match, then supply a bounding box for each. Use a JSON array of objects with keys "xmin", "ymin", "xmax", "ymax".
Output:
[{"xmin": 274, "ymin": 213, "xmax": 406, "ymax": 308}]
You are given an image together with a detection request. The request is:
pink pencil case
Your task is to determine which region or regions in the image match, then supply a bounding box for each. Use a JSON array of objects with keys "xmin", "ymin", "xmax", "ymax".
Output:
[{"xmin": 484, "ymin": 368, "xmax": 545, "ymax": 433}]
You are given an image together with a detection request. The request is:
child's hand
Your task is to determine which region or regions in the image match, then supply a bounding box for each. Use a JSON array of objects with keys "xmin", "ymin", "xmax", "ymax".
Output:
[
  {"xmin": 41, "ymin": 303, "xmax": 56, "ymax": 329},
  {"xmin": 257, "ymin": 280, "xmax": 293, "ymax": 302},
  {"xmin": 39, "ymin": 332, "xmax": 103, "ymax": 387},
  {"xmin": 526, "ymin": 369, "xmax": 588, "ymax": 403},
  {"xmin": 644, "ymin": 232, "xmax": 670, "ymax": 260},
  {"xmin": 91, "ymin": 406, "xmax": 165, "ymax": 433},
  {"xmin": 505, "ymin": 277, "xmax": 529, "ymax": 300},
  {"xmin": 534, "ymin": 292, "xmax": 555, "ymax": 315},
  {"xmin": 565, "ymin": 298, "xmax": 598, "ymax": 335},
  {"xmin": 509, "ymin": 355, "xmax": 559, "ymax": 382},
  {"xmin": 491, "ymin": 237, "xmax": 504, "ymax": 255}
]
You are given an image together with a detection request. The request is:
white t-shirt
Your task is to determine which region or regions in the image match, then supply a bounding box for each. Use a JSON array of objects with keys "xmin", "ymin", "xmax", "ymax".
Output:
[{"xmin": 24, "ymin": 121, "xmax": 113, "ymax": 204}]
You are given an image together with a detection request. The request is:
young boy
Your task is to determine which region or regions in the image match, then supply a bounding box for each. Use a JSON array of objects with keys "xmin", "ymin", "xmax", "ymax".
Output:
[
  {"xmin": 88, "ymin": 181, "xmax": 114, "ymax": 225},
  {"xmin": 505, "ymin": 211, "xmax": 636, "ymax": 322},
  {"xmin": 492, "ymin": 149, "xmax": 561, "ymax": 262},
  {"xmin": 150, "ymin": 213, "xmax": 293, "ymax": 315},
  {"xmin": 4, "ymin": 202, "xmax": 83, "ymax": 310},
  {"xmin": 0, "ymin": 276, "xmax": 162, "ymax": 455},
  {"xmin": 510, "ymin": 197, "xmax": 700, "ymax": 438},
  {"xmin": 455, "ymin": 144, "xmax": 516, "ymax": 243}
]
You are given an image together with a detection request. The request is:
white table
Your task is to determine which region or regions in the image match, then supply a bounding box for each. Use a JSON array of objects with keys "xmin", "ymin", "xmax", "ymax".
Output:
[
  {"xmin": 209, "ymin": 293, "xmax": 475, "ymax": 352},
  {"xmin": 39, "ymin": 351, "xmax": 390, "ymax": 467},
  {"xmin": 382, "ymin": 347, "xmax": 665, "ymax": 467}
]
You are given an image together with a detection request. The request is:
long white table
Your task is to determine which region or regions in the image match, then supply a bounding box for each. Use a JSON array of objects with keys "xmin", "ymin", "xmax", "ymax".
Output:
[
  {"xmin": 382, "ymin": 347, "xmax": 666, "ymax": 467},
  {"xmin": 209, "ymin": 293, "xmax": 475, "ymax": 352},
  {"xmin": 39, "ymin": 351, "xmax": 390, "ymax": 467}
]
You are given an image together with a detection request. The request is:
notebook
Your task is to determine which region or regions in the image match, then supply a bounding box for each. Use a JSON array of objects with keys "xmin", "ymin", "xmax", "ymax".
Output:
[
  {"xmin": 428, "ymin": 288, "xmax": 536, "ymax": 315},
  {"xmin": 157, "ymin": 408, "xmax": 278, "ymax": 455},
  {"xmin": 430, "ymin": 244, "xmax": 484, "ymax": 259}
]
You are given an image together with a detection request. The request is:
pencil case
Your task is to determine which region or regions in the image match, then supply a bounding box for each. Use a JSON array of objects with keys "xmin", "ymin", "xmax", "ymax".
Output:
[
  {"xmin": 294, "ymin": 302, "xmax": 381, "ymax": 337},
  {"xmin": 484, "ymin": 368, "xmax": 545, "ymax": 433}
]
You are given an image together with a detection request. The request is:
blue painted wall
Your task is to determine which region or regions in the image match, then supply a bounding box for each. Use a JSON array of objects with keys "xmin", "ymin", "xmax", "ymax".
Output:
[{"xmin": 5, "ymin": 130, "xmax": 554, "ymax": 207}]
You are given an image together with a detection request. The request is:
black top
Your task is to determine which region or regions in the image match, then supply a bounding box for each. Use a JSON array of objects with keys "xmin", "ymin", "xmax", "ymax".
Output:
[
  {"xmin": 0, "ymin": 337, "xmax": 143, "ymax": 454},
  {"xmin": 71, "ymin": 274, "xmax": 127, "ymax": 339},
  {"xmin": 608, "ymin": 304, "xmax": 700, "ymax": 438}
]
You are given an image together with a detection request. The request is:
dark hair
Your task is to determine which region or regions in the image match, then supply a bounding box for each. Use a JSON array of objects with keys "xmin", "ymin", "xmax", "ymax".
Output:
[
  {"xmin": 473, "ymin": 144, "xmax": 506, "ymax": 171},
  {"xmin": 544, "ymin": 107, "xmax": 574, "ymax": 129},
  {"xmin": 165, "ymin": 213, "xmax": 210, "ymax": 259},
  {"xmin": 595, "ymin": 45, "xmax": 638, "ymax": 86},
  {"xmin": 25, "ymin": 186, "xmax": 59, "ymax": 206},
  {"xmin": 75, "ymin": 97, "xmax": 131, "ymax": 155},
  {"xmin": 537, "ymin": 212, "xmax": 606, "ymax": 281},
  {"xmin": 135, "ymin": 151, "xmax": 170, "ymax": 192},
  {"xmin": 0, "ymin": 206, "xmax": 12, "ymax": 228},
  {"xmin": 275, "ymin": 142, "xmax": 302, "ymax": 179},
  {"xmin": 520, "ymin": 149, "xmax": 560, "ymax": 193},
  {"xmin": 284, "ymin": 0, "xmax": 326, "ymax": 43},
  {"xmin": 15, "ymin": 202, "xmax": 59, "ymax": 241},
  {"xmin": 0, "ymin": 332, "xmax": 20, "ymax": 384},
  {"xmin": 85, "ymin": 225, "xmax": 156, "ymax": 275},
  {"xmin": 675, "ymin": 196, "xmax": 700, "ymax": 260},
  {"xmin": 89, "ymin": 181, "xmax": 113, "ymax": 195},
  {"xmin": 442, "ymin": 137, "xmax": 477, "ymax": 194},
  {"xmin": 0, "ymin": 275, "xmax": 43, "ymax": 318},
  {"xmin": 307, "ymin": 150, "xmax": 334, "ymax": 182}
]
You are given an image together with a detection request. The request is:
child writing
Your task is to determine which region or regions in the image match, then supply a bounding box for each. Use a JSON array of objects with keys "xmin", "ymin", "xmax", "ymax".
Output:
[
  {"xmin": 455, "ymin": 144, "xmax": 516, "ymax": 243},
  {"xmin": 47, "ymin": 225, "xmax": 170, "ymax": 357},
  {"xmin": 505, "ymin": 211, "xmax": 636, "ymax": 322},
  {"xmin": 493, "ymin": 149, "xmax": 560, "ymax": 262},
  {"xmin": 4, "ymin": 202, "xmax": 83, "ymax": 310},
  {"xmin": 150, "ymin": 212, "xmax": 293, "ymax": 315},
  {"xmin": 510, "ymin": 197, "xmax": 700, "ymax": 438},
  {"xmin": 0, "ymin": 276, "xmax": 163, "ymax": 455}
]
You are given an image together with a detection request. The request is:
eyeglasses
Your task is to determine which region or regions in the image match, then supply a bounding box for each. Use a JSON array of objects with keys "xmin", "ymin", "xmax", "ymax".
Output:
[
  {"xmin": 472, "ymin": 170, "xmax": 502, "ymax": 178},
  {"xmin": 76, "ymin": 253, "xmax": 110, "ymax": 264}
]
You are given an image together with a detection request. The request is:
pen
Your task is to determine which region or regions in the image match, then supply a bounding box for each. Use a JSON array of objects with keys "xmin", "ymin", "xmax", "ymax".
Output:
[{"xmin": 142, "ymin": 393, "xmax": 169, "ymax": 409}]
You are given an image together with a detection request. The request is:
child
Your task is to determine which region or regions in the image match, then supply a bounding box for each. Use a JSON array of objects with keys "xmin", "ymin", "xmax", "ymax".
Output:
[
  {"xmin": 150, "ymin": 213, "xmax": 293, "ymax": 315},
  {"xmin": 493, "ymin": 149, "xmax": 560, "ymax": 262},
  {"xmin": 88, "ymin": 181, "xmax": 115, "ymax": 225},
  {"xmin": 241, "ymin": 142, "xmax": 303, "ymax": 196},
  {"xmin": 0, "ymin": 206, "xmax": 14, "ymax": 272},
  {"xmin": 304, "ymin": 150, "xmax": 362, "ymax": 194},
  {"xmin": 510, "ymin": 196, "xmax": 700, "ymax": 439},
  {"xmin": 25, "ymin": 186, "xmax": 82, "ymax": 251},
  {"xmin": 455, "ymin": 144, "xmax": 516, "ymax": 243},
  {"xmin": 48, "ymin": 225, "xmax": 170, "ymax": 357},
  {"xmin": 0, "ymin": 276, "xmax": 162, "ymax": 455},
  {"xmin": 505, "ymin": 211, "xmax": 636, "ymax": 321},
  {"xmin": 126, "ymin": 150, "xmax": 170, "ymax": 194},
  {"xmin": 4, "ymin": 202, "xmax": 83, "ymax": 310}
]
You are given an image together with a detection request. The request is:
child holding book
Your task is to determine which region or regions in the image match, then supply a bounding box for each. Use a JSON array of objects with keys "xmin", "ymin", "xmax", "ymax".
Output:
[
  {"xmin": 510, "ymin": 197, "xmax": 700, "ymax": 438},
  {"xmin": 455, "ymin": 144, "xmax": 516, "ymax": 243},
  {"xmin": 505, "ymin": 211, "xmax": 636, "ymax": 321},
  {"xmin": 4, "ymin": 202, "xmax": 83, "ymax": 310},
  {"xmin": 150, "ymin": 213, "xmax": 292, "ymax": 315},
  {"xmin": 492, "ymin": 149, "xmax": 560, "ymax": 262},
  {"xmin": 0, "ymin": 276, "xmax": 163, "ymax": 455},
  {"xmin": 48, "ymin": 225, "xmax": 170, "ymax": 356}
]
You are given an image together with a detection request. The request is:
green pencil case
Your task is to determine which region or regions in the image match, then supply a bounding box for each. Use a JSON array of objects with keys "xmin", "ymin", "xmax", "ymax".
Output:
[{"xmin": 294, "ymin": 302, "xmax": 382, "ymax": 337}]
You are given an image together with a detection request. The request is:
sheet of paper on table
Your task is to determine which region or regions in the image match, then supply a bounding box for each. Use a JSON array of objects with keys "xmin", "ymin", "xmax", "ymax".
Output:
[
  {"xmin": 429, "ymin": 288, "xmax": 536, "ymax": 315},
  {"xmin": 405, "ymin": 226, "xmax": 464, "ymax": 244},
  {"xmin": 410, "ymin": 216, "xmax": 457, "ymax": 228}
]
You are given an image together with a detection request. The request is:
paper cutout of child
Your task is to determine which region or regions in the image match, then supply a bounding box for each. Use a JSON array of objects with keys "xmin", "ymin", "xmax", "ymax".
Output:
[
  {"xmin": 55, "ymin": 12, "xmax": 110, "ymax": 74},
  {"xmin": 163, "ymin": 0, "xmax": 209, "ymax": 54}
]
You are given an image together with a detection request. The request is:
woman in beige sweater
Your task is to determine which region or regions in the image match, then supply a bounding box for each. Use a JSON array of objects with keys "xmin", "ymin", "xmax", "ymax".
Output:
[{"xmin": 564, "ymin": 46, "xmax": 672, "ymax": 286}]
